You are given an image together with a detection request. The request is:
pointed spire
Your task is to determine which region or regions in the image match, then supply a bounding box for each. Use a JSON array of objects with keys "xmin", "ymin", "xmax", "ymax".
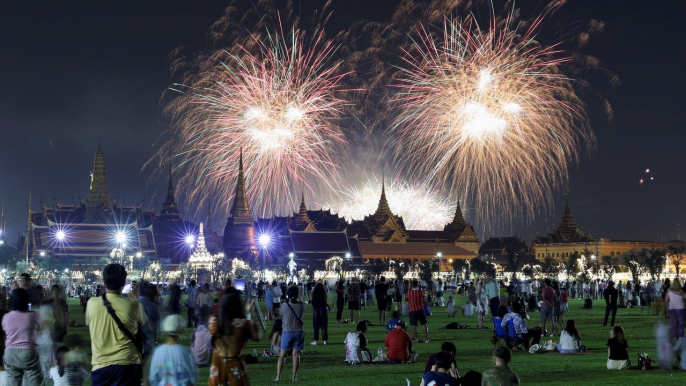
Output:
[
  {"xmin": 188, "ymin": 222, "xmax": 214, "ymax": 264},
  {"xmin": 86, "ymin": 143, "xmax": 111, "ymax": 218},
  {"xmin": 293, "ymin": 193, "xmax": 314, "ymax": 231},
  {"xmin": 447, "ymin": 199, "xmax": 466, "ymax": 230},
  {"xmin": 373, "ymin": 172, "xmax": 392, "ymax": 221},
  {"xmin": 230, "ymin": 148, "xmax": 251, "ymax": 218},
  {"xmin": 160, "ymin": 147, "xmax": 181, "ymax": 221},
  {"xmin": 206, "ymin": 200, "xmax": 213, "ymax": 231},
  {"xmin": 22, "ymin": 190, "xmax": 33, "ymax": 259}
]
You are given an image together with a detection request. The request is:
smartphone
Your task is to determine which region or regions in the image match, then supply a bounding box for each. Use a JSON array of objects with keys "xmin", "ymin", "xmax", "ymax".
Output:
[
  {"xmin": 122, "ymin": 283, "xmax": 133, "ymax": 295},
  {"xmin": 235, "ymin": 278, "xmax": 245, "ymax": 292}
]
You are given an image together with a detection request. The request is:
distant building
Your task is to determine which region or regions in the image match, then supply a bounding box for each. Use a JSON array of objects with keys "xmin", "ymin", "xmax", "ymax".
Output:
[{"xmin": 530, "ymin": 197, "xmax": 660, "ymax": 261}]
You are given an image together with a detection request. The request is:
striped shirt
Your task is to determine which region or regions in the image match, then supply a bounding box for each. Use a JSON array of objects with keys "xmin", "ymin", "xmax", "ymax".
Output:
[{"xmin": 406, "ymin": 289, "xmax": 424, "ymax": 312}]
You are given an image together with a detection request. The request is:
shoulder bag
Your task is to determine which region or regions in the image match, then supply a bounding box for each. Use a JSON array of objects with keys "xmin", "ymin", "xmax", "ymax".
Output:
[{"xmin": 102, "ymin": 294, "xmax": 145, "ymax": 355}]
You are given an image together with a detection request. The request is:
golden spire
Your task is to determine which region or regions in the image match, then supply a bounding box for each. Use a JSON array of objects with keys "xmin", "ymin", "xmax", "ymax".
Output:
[
  {"xmin": 293, "ymin": 193, "xmax": 314, "ymax": 231},
  {"xmin": 373, "ymin": 171, "xmax": 392, "ymax": 221},
  {"xmin": 230, "ymin": 148, "xmax": 251, "ymax": 218}
]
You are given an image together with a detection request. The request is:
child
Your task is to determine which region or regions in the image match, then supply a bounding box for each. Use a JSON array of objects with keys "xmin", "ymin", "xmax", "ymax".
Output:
[
  {"xmin": 607, "ymin": 326, "xmax": 630, "ymax": 369},
  {"xmin": 64, "ymin": 335, "xmax": 90, "ymax": 386},
  {"xmin": 270, "ymin": 319, "xmax": 283, "ymax": 356},
  {"xmin": 344, "ymin": 322, "xmax": 371, "ymax": 363},
  {"xmin": 557, "ymin": 320, "xmax": 582, "ymax": 353},
  {"xmin": 424, "ymin": 296, "xmax": 432, "ymax": 317},
  {"xmin": 445, "ymin": 296, "xmax": 457, "ymax": 317},
  {"xmin": 149, "ymin": 314, "xmax": 199, "ymax": 385},
  {"xmin": 50, "ymin": 346, "xmax": 70, "ymax": 386}
]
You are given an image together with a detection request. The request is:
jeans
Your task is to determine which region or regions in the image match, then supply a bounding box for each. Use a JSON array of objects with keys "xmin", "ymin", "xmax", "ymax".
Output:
[
  {"xmin": 604, "ymin": 305, "xmax": 617, "ymax": 326},
  {"xmin": 91, "ymin": 364, "xmax": 142, "ymax": 386},
  {"xmin": 313, "ymin": 307, "xmax": 328, "ymax": 341}
]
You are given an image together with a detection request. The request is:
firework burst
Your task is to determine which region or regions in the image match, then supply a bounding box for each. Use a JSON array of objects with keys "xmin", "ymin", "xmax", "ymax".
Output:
[
  {"xmin": 390, "ymin": 6, "xmax": 597, "ymax": 227},
  {"xmin": 323, "ymin": 176, "xmax": 456, "ymax": 230},
  {"xmin": 154, "ymin": 19, "xmax": 350, "ymax": 216}
]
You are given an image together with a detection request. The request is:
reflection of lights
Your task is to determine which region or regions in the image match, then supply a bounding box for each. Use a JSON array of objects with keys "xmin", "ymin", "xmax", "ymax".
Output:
[
  {"xmin": 56, "ymin": 230, "xmax": 66, "ymax": 241},
  {"xmin": 259, "ymin": 234, "xmax": 271, "ymax": 247},
  {"xmin": 185, "ymin": 235, "xmax": 195, "ymax": 245},
  {"xmin": 115, "ymin": 232, "xmax": 127, "ymax": 244}
]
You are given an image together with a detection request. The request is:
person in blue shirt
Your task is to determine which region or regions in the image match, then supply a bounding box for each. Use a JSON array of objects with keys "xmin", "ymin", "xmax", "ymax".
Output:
[
  {"xmin": 420, "ymin": 350, "xmax": 456, "ymax": 386},
  {"xmin": 148, "ymin": 314, "xmax": 198, "ymax": 386}
]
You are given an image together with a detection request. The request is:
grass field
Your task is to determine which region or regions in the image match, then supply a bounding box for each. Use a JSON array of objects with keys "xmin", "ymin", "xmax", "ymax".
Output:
[{"xmin": 64, "ymin": 295, "xmax": 684, "ymax": 385}]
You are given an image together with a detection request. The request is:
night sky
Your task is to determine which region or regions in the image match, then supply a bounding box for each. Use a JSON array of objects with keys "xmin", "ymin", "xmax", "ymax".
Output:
[{"xmin": 0, "ymin": 0, "xmax": 683, "ymax": 245}]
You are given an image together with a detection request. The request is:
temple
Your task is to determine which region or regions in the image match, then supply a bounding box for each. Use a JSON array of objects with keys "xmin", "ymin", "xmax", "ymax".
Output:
[{"xmin": 530, "ymin": 196, "xmax": 658, "ymax": 261}]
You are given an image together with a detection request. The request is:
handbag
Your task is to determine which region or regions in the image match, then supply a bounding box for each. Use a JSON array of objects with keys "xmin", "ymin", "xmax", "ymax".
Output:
[{"xmin": 101, "ymin": 294, "xmax": 145, "ymax": 355}]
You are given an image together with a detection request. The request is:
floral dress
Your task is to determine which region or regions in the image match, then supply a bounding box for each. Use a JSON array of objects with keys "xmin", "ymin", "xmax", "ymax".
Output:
[{"xmin": 209, "ymin": 316, "xmax": 258, "ymax": 386}]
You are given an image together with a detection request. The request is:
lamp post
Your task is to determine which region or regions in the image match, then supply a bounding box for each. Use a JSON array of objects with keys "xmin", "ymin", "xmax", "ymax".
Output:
[{"xmin": 259, "ymin": 234, "xmax": 270, "ymax": 281}]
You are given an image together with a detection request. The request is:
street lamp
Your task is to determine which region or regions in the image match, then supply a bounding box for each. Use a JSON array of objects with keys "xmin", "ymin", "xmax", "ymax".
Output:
[{"xmin": 345, "ymin": 252, "xmax": 352, "ymax": 259}]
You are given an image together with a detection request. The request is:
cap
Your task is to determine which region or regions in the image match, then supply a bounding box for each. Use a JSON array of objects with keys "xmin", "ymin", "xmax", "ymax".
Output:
[
  {"xmin": 396, "ymin": 319, "xmax": 406, "ymax": 328},
  {"xmin": 162, "ymin": 314, "xmax": 186, "ymax": 336}
]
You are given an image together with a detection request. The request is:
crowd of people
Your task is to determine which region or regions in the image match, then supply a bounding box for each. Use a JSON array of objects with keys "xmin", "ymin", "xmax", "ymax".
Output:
[{"xmin": 1, "ymin": 267, "xmax": 686, "ymax": 385}]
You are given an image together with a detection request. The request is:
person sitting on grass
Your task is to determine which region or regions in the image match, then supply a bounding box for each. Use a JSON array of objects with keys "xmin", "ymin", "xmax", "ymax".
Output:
[
  {"xmin": 420, "ymin": 351, "xmax": 457, "ymax": 386},
  {"xmin": 191, "ymin": 317, "xmax": 213, "ymax": 366},
  {"xmin": 606, "ymin": 325, "xmax": 630, "ymax": 370},
  {"xmin": 50, "ymin": 346, "xmax": 89, "ymax": 386},
  {"xmin": 424, "ymin": 342, "xmax": 458, "ymax": 376},
  {"xmin": 344, "ymin": 321, "xmax": 372, "ymax": 363},
  {"xmin": 557, "ymin": 320, "xmax": 582, "ymax": 354},
  {"xmin": 446, "ymin": 296, "xmax": 457, "ymax": 317},
  {"xmin": 149, "ymin": 314, "xmax": 198, "ymax": 386},
  {"xmin": 481, "ymin": 347, "xmax": 520, "ymax": 386},
  {"xmin": 384, "ymin": 320, "xmax": 417, "ymax": 362}
]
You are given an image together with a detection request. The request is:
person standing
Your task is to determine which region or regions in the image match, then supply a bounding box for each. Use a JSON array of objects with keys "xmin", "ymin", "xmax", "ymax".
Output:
[
  {"xmin": 484, "ymin": 277, "xmax": 500, "ymax": 317},
  {"xmin": 2, "ymin": 288, "xmax": 42, "ymax": 386},
  {"xmin": 335, "ymin": 280, "xmax": 345, "ymax": 323},
  {"xmin": 310, "ymin": 282, "xmax": 328, "ymax": 346},
  {"xmin": 208, "ymin": 293, "xmax": 259, "ymax": 386},
  {"xmin": 603, "ymin": 281, "xmax": 619, "ymax": 328},
  {"xmin": 275, "ymin": 286, "xmax": 306, "ymax": 382},
  {"xmin": 86, "ymin": 264, "xmax": 147, "ymax": 386},
  {"xmin": 272, "ymin": 281, "xmax": 283, "ymax": 319},
  {"xmin": 376, "ymin": 277, "xmax": 389, "ymax": 326},
  {"xmin": 186, "ymin": 280, "xmax": 198, "ymax": 328},
  {"xmin": 406, "ymin": 280, "xmax": 429, "ymax": 343},
  {"xmin": 664, "ymin": 278, "xmax": 685, "ymax": 339},
  {"xmin": 540, "ymin": 279, "xmax": 556, "ymax": 336},
  {"xmin": 482, "ymin": 347, "xmax": 520, "ymax": 386},
  {"xmin": 348, "ymin": 278, "xmax": 361, "ymax": 324}
]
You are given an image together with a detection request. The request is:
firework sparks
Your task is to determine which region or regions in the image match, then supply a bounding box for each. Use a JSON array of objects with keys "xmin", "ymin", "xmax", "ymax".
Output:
[
  {"xmin": 153, "ymin": 13, "xmax": 350, "ymax": 216},
  {"xmin": 323, "ymin": 177, "xmax": 457, "ymax": 230},
  {"xmin": 390, "ymin": 10, "xmax": 597, "ymax": 226}
]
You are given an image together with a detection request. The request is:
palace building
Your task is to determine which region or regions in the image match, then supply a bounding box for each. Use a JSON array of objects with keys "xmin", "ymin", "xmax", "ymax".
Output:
[{"xmin": 530, "ymin": 197, "xmax": 660, "ymax": 261}]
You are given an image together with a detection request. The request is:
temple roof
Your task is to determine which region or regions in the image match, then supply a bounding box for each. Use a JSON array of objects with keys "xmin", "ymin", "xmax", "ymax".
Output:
[
  {"xmin": 291, "ymin": 194, "xmax": 315, "ymax": 232},
  {"xmin": 230, "ymin": 149, "xmax": 251, "ymax": 219},
  {"xmin": 159, "ymin": 153, "xmax": 181, "ymax": 222},
  {"xmin": 534, "ymin": 197, "xmax": 594, "ymax": 244},
  {"xmin": 360, "ymin": 242, "xmax": 475, "ymax": 258}
]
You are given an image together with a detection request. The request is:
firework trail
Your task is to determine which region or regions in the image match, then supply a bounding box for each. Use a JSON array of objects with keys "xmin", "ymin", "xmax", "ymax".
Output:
[
  {"xmin": 388, "ymin": 1, "xmax": 606, "ymax": 228},
  {"xmin": 148, "ymin": 2, "xmax": 351, "ymax": 217},
  {"xmin": 322, "ymin": 176, "xmax": 457, "ymax": 231}
]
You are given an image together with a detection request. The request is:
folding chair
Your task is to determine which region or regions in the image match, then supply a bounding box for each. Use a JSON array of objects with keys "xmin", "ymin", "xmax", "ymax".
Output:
[
  {"xmin": 492, "ymin": 318, "xmax": 508, "ymax": 348},
  {"xmin": 506, "ymin": 320, "xmax": 526, "ymax": 351}
]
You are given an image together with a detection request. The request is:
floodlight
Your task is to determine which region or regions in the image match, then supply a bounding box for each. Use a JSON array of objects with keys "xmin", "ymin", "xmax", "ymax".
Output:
[
  {"xmin": 136, "ymin": 252, "xmax": 142, "ymax": 258},
  {"xmin": 259, "ymin": 234, "xmax": 271, "ymax": 247},
  {"xmin": 56, "ymin": 230, "xmax": 66, "ymax": 241},
  {"xmin": 185, "ymin": 235, "xmax": 195, "ymax": 245},
  {"xmin": 289, "ymin": 252, "xmax": 295, "ymax": 258},
  {"xmin": 345, "ymin": 252, "xmax": 352, "ymax": 259},
  {"xmin": 115, "ymin": 231, "xmax": 127, "ymax": 244}
]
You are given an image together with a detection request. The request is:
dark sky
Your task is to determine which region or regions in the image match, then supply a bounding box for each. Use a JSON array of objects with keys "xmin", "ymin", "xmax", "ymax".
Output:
[{"xmin": 0, "ymin": 0, "xmax": 684, "ymax": 245}]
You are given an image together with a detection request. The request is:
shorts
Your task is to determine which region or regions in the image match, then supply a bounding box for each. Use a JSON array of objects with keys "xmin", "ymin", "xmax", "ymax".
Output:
[
  {"xmin": 273, "ymin": 303, "xmax": 280, "ymax": 309},
  {"xmin": 540, "ymin": 305, "xmax": 553, "ymax": 322},
  {"xmin": 377, "ymin": 299, "xmax": 387, "ymax": 311},
  {"xmin": 349, "ymin": 300, "xmax": 360, "ymax": 310},
  {"xmin": 281, "ymin": 331, "xmax": 305, "ymax": 351},
  {"xmin": 409, "ymin": 310, "xmax": 427, "ymax": 326}
]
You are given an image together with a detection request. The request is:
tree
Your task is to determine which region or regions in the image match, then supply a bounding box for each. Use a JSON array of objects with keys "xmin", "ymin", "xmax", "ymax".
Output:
[
  {"xmin": 133, "ymin": 255, "xmax": 151, "ymax": 281},
  {"xmin": 452, "ymin": 258, "xmax": 471, "ymax": 280},
  {"xmin": 625, "ymin": 251, "xmax": 646, "ymax": 284},
  {"xmin": 470, "ymin": 258, "xmax": 496, "ymax": 278},
  {"xmin": 389, "ymin": 259, "xmax": 411, "ymax": 281},
  {"xmin": 541, "ymin": 257, "xmax": 558, "ymax": 278},
  {"xmin": 325, "ymin": 256, "xmax": 353, "ymax": 279},
  {"xmin": 365, "ymin": 258, "xmax": 388, "ymax": 279},
  {"xmin": 669, "ymin": 245, "xmax": 686, "ymax": 275},
  {"xmin": 563, "ymin": 252, "xmax": 580, "ymax": 278},
  {"xmin": 601, "ymin": 255, "xmax": 618, "ymax": 279},
  {"xmin": 645, "ymin": 249, "xmax": 665, "ymax": 279},
  {"xmin": 416, "ymin": 259, "xmax": 438, "ymax": 283}
]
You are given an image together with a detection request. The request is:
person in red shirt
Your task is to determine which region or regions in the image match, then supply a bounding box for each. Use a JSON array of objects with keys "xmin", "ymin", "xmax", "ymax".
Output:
[
  {"xmin": 540, "ymin": 279, "xmax": 556, "ymax": 336},
  {"xmin": 406, "ymin": 280, "xmax": 430, "ymax": 343},
  {"xmin": 384, "ymin": 320, "xmax": 414, "ymax": 362}
]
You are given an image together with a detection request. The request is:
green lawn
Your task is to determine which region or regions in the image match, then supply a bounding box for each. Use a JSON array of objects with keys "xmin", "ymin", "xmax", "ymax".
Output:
[{"xmin": 65, "ymin": 296, "xmax": 683, "ymax": 385}]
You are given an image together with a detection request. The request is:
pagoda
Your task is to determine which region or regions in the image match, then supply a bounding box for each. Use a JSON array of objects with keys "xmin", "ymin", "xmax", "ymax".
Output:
[{"xmin": 222, "ymin": 149, "xmax": 256, "ymax": 257}]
